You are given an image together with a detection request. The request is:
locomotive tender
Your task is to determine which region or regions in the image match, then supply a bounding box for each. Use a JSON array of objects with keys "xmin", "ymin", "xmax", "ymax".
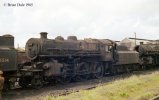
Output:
[
  {"xmin": 0, "ymin": 34, "xmax": 17, "ymax": 72},
  {"xmin": 0, "ymin": 34, "xmax": 18, "ymax": 89}
]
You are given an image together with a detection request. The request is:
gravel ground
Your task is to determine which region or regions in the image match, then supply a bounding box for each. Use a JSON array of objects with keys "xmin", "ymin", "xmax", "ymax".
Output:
[{"xmin": 2, "ymin": 70, "xmax": 157, "ymax": 100}]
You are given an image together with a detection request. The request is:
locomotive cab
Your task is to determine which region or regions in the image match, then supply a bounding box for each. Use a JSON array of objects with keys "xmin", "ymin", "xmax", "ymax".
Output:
[{"xmin": 99, "ymin": 39, "xmax": 118, "ymax": 62}]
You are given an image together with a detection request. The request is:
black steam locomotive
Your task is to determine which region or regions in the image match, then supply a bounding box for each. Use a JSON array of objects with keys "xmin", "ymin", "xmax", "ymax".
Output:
[
  {"xmin": 0, "ymin": 32, "xmax": 159, "ymax": 89},
  {"xmin": 19, "ymin": 32, "xmax": 140, "ymax": 88},
  {"xmin": 135, "ymin": 44, "xmax": 159, "ymax": 67}
]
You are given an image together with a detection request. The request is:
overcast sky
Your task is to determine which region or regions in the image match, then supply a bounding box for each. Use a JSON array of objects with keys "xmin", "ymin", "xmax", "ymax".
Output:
[{"xmin": 0, "ymin": 0, "xmax": 159, "ymax": 47}]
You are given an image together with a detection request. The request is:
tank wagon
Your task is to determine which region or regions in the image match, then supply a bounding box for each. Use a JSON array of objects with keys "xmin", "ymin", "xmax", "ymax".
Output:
[{"xmin": 19, "ymin": 32, "xmax": 140, "ymax": 88}]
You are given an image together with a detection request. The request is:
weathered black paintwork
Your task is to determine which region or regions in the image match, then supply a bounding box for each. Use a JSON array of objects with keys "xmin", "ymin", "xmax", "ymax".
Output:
[
  {"xmin": 0, "ymin": 34, "xmax": 17, "ymax": 72},
  {"xmin": 0, "ymin": 49, "xmax": 17, "ymax": 71},
  {"xmin": 25, "ymin": 32, "xmax": 115, "ymax": 61},
  {"xmin": 135, "ymin": 44, "xmax": 159, "ymax": 65},
  {"xmin": 0, "ymin": 34, "xmax": 14, "ymax": 48}
]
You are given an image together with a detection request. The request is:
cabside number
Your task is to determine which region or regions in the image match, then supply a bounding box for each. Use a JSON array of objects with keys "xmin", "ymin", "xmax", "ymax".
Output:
[{"xmin": 0, "ymin": 58, "xmax": 9, "ymax": 63}]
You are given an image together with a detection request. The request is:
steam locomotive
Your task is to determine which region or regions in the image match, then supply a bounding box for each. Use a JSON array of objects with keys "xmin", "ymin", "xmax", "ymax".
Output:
[
  {"xmin": 0, "ymin": 32, "xmax": 159, "ymax": 89},
  {"xmin": 19, "ymin": 32, "xmax": 140, "ymax": 88},
  {"xmin": 135, "ymin": 44, "xmax": 159, "ymax": 67}
]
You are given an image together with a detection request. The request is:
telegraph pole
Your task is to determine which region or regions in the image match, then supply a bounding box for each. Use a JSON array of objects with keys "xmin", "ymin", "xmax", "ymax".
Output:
[{"xmin": 134, "ymin": 32, "xmax": 136, "ymax": 46}]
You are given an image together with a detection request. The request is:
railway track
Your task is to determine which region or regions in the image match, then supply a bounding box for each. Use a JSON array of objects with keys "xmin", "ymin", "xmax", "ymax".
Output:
[{"xmin": 2, "ymin": 69, "xmax": 159, "ymax": 100}]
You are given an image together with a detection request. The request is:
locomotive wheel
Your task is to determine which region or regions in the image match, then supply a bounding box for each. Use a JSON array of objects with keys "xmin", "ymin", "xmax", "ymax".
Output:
[
  {"xmin": 31, "ymin": 77, "xmax": 43, "ymax": 89},
  {"xmin": 74, "ymin": 75, "xmax": 82, "ymax": 82},
  {"xmin": 75, "ymin": 62, "xmax": 90, "ymax": 81},
  {"xmin": 19, "ymin": 77, "xmax": 30, "ymax": 88},
  {"xmin": 94, "ymin": 63, "xmax": 103, "ymax": 79},
  {"xmin": 110, "ymin": 66, "xmax": 117, "ymax": 75},
  {"xmin": 3, "ymin": 79, "xmax": 11, "ymax": 90},
  {"xmin": 58, "ymin": 76, "xmax": 71, "ymax": 84},
  {"xmin": 59, "ymin": 66, "xmax": 72, "ymax": 84},
  {"xmin": 80, "ymin": 74, "xmax": 90, "ymax": 80}
]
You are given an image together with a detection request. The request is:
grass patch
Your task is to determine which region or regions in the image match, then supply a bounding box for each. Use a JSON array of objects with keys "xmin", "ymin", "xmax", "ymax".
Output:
[{"xmin": 44, "ymin": 71, "xmax": 159, "ymax": 100}]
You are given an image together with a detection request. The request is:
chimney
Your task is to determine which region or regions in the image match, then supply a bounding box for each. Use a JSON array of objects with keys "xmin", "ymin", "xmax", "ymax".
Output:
[{"xmin": 40, "ymin": 32, "xmax": 48, "ymax": 39}]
